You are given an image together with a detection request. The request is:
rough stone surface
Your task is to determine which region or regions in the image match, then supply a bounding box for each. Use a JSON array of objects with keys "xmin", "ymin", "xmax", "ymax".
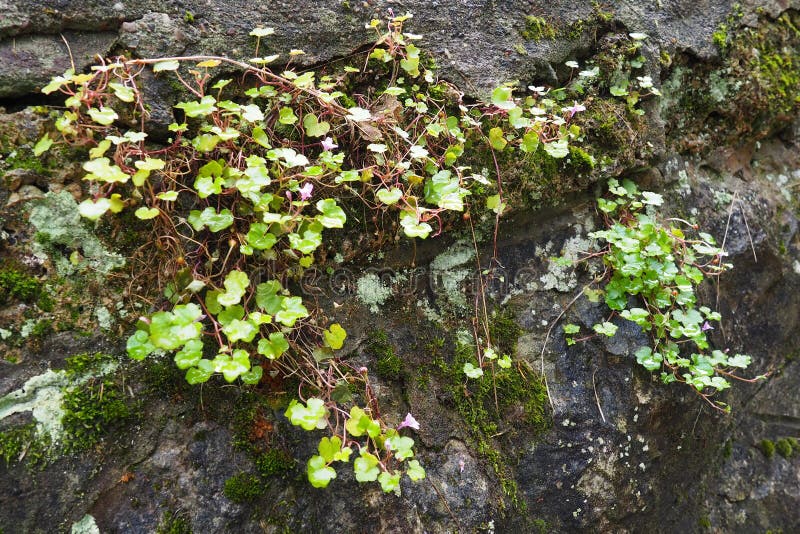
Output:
[{"xmin": 0, "ymin": 1, "xmax": 799, "ymax": 533}]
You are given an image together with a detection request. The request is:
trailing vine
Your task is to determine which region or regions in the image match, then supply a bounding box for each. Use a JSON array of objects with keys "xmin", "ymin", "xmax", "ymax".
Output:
[{"xmin": 38, "ymin": 13, "xmax": 587, "ymax": 491}]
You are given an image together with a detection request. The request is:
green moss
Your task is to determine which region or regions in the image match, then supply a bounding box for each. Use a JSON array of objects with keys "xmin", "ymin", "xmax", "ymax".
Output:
[
  {"xmin": 759, "ymin": 439, "xmax": 775, "ymax": 459},
  {"xmin": 721, "ymin": 439, "xmax": 733, "ymax": 459},
  {"xmin": 3, "ymin": 149, "xmax": 47, "ymax": 174},
  {"xmin": 0, "ymin": 265, "xmax": 43, "ymax": 306},
  {"xmin": 698, "ymin": 515, "xmax": 712, "ymax": 529},
  {"xmin": 432, "ymin": 313, "xmax": 551, "ymax": 510},
  {"xmin": 567, "ymin": 146, "xmax": 596, "ymax": 172},
  {"xmin": 367, "ymin": 330, "xmax": 403, "ymax": 380},
  {"xmin": 223, "ymin": 472, "xmax": 265, "ymax": 503},
  {"xmin": 521, "ymin": 16, "xmax": 556, "ymax": 42},
  {"xmin": 65, "ymin": 352, "xmax": 117, "ymax": 378},
  {"xmin": 155, "ymin": 511, "xmax": 193, "ymax": 534},
  {"xmin": 60, "ymin": 376, "xmax": 131, "ymax": 454},
  {"xmin": 0, "ymin": 423, "xmax": 47, "ymax": 467},
  {"xmin": 775, "ymin": 437, "xmax": 799, "ymax": 459},
  {"xmin": 231, "ymin": 392, "xmax": 296, "ymax": 478},
  {"xmin": 713, "ymin": 24, "xmax": 729, "ymax": 51},
  {"xmin": 530, "ymin": 519, "xmax": 549, "ymax": 534},
  {"xmin": 254, "ymin": 448, "xmax": 295, "ymax": 477}
]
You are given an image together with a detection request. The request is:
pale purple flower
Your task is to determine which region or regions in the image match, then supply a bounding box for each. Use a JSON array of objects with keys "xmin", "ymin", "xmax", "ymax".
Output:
[
  {"xmin": 563, "ymin": 101, "xmax": 586, "ymax": 118},
  {"xmin": 397, "ymin": 412, "xmax": 420, "ymax": 431},
  {"xmin": 701, "ymin": 321, "xmax": 714, "ymax": 332},
  {"xmin": 358, "ymin": 366, "xmax": 368, "ymax": 374},
  {"xmin": 321, "ymin": 137, "xmax": 338, "ymax": 151},
  {"xmin": 458, "ymin": 459, "xmax": 465, "ymax": 473},
  {"xmin": 298, "ymin": 182, "xmax": 314, "ymax": 200}
]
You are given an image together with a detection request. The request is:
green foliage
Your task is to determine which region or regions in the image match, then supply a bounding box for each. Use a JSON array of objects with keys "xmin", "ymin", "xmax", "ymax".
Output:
[
  {"xmin": 579, "ymin": 179, "xmax": 760, "ymax": 410},
  {"xmin": 41, "ymin": 11, "xmax": 586, "ymax": 492},
  {"xmin": 223, "ymin": 472, "xmax": 265, "ymax": 503}
]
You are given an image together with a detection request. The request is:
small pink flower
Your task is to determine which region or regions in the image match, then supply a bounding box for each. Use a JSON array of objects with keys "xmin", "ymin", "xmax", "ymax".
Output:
[
  {"xmin": 298, "ymin": 182, "xmax": 314, "ymax": 201},
  {"xmin": 285, "ymin": 190, "xmax": 292, "ymax": 201},
  {"xmin": 397, "ymin": 413, "xmax": 420, "ymax": 431},
  {"xmin": 701, "ymin": 321, "xmax": 714, "ymax": 332},
  {"xmin": 321, "ymin": 137, "xmax": 338, "ymax": 151},
  {"xmin": 358, "ymin": 366, "xmax": 368, "ymax": 374},
  {"xmin": 563, "ymin": 102, "xmax": 586, "ymax": 118},
  {"xmin": 458, "ymin": 459, "xmax": 465, "ymax": 473}
]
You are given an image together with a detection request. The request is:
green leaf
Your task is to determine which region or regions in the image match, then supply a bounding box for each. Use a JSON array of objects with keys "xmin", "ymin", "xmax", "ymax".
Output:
[
  {"xmin": 191, "ymin": 134, "xmax": 219, "ymax": 153},
  {"xmin": 176, "ymin": 95, "xmax": 217, "ymax": 118},
  {"xmin": 126, "ymin": 329, "xmax": 155, "ymax": 360},
  {"xmin": 353, "ymin": 451, "xmax": 380, "ymax": 482},
  {"xmin": 497, "ymin": 355, "xmax": 512, "ymax": 369},
  {"xmin": 186, "ymin": 359, "xmax": 214, "ymax": 384},
  {"xmin": 307, "ymin": 455, "xmax": 337, "ymax": 488},
  {"xmin": 520, "ymin": 131, "xmax": 540, "ymax": 153},
  {"xmin": 153, "ymin": 60, "xmax": 180, "ymax": 72},
  {"xmin": 316, "ymin": 198, "xmax": 347, "ymax": 228},
  {"xmin": 345, "ymin": 406, "xmax": 381, "ymax": 438},
  {"xmin": 217, "ymin": 270, "xmax": 250, "ymax": 307},
  {"xmin": 303, "ymin": 113, "xmax": 330, "ymax": 137},
  {"xmin": 726, "ymin": 354, "xmax": 751, "ymax": 368},
  {"xmin": 376, "ymin": 188, "xmax": 403, "ymax": 205},
  {"xmin": 135, "ymin": 206, "xmax": 160, "ymax": 220},
  {"xmin": 488, "ymin": 127, "xmax": 507, "ymax": 151},
  {"xmin": 406, "ymin": 460, "xmax": 426, "ymax": 481},
  {"xmin": 378, "ymin": 471, "xmax": 401, "ymax": 493},
  {"xmin": 285, "ymin": 398, "xmax": 328, "ymax": 431},
  {"xmin": 275, "ymin": 296, "xmax": 309, "ymax": 327},
  {"xmin": 240, "ymin": 366, "xmax": 263, "ymax": 385},
  {"xmin": 257, "ymin": 332, "xmax": 289, "ymax": 360},
  {"xmin": 400, "ymin": 217, "xmax": 432, "ymax": 239},
  {"xmin": 278, "ymin": 106, "xmax": 298, "ymax": 125},
  {"xmin": 174, "ymin": 338, "xmax": 204, "ymax": 369},
  {"xmin": 543, "ymin": 139, "xmax": 569, "ymax": 158},
  {"xmin": 346, "ymin": 107, "xmax": 372, "ymax": 122},
  {"xmin": 486, "ymin": 194, "xmax": 506, "ymax": 215},
  {"xmin": 187, "ymin": 207, "xmax": 234, "ymax": 232},
  {"xmin": 222, "ymin": 318, "xmax": 257, "ymax": 343},
  {"xmin": 78, "ymin": 198, "xmax": 111, "ymax": 221},
  {"xmin": 245, "ymin": 223, "xmax": 277, "ymax": 250},
  {"xmin": 463, "ymin": 362, "xmax": 484, "ymax": 379},
  {"xmin": 386, "ymin": 436, "xmax": 415, "ymax": 460},
  {"xmin": 323, "ymin": 323, "xmax": 347, "ymax": 350},
  {"xmin": 635, "ymin": 346, "xmax": 663, "ymax": 371},
  {"xmin": 109, "ymin": 82, "xmax": 135, "ymax": 102},
  {"xmin": 593, "ymin": 322, "xmax": 618, "ymax": 337},
  {"xmin": 288, "ymin": 229, "xmax": 322, "ymax": 255},
  {"xmin": 563, "ymin": 323, "xmax": 580, "ymax": 334},
  {"xmin": 83, "ymin": 158, "xmax": 129, "ymax": 183},
  {"xmin": 250, "ymin": 27, "xmax": 275, "ymax": 37},
  {"xmin": 318, "ymin": 436, "xmax": 343, "ymax": 463},
  {"xmin": 491, "ymin": 86, "xmax": 516, "ymax": 110},
  {"xmin": 33, "ymin": 134, "xmax": 54, "ymax": 156},
  {"xmin": 87, "ymin": 106, "xmax": 119, "ymax": 126},
  {"xmin": 255, "ymin": 281, "xmax": 283, "ymax": 314}
]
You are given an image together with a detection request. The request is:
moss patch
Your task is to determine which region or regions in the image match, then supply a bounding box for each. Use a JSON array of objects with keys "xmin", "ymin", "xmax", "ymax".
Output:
[
  {"xmin": 223, "ymin": 472, "xmax": 265, "ymax": 503},
  {"xmin": 367, "ymin": 330, "xmax": 403, "ymax": 380},
  {"xmin": 431, "ymin": 310, "xmax": 551, "ymax": 510}
]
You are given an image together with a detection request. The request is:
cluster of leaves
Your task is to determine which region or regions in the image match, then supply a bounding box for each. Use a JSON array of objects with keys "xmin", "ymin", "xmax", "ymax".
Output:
[
  {"xmin": 39, "ymin": 12, "xmax": 590, "ymax": 491},
  {"xmin": 286, "ymin": 399, "xmax": 424, "ymax": 492},
  {"xmin": 564, "ymin": 32, "xmax": 661, "ymax": 115},
  {"xmin": 565, "ymin": 179, "xmax": 760, "ymax": 410}
]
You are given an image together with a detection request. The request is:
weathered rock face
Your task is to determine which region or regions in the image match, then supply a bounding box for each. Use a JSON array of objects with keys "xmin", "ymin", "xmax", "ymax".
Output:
[
  {"xmin": 1, "ymin": 1, "xmax": 799, "ymax": 533},
  {"xmin": 2, "ymin": 0, "xmax": 798, "ymax": 99}
]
